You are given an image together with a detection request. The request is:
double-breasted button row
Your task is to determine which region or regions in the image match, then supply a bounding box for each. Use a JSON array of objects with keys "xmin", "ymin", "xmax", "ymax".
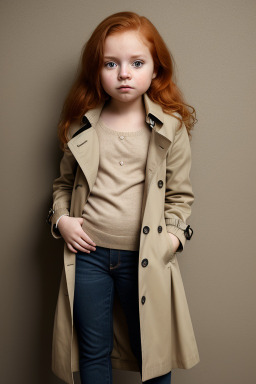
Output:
[
  {"xmin": 142, "ymin": 220, "xmax": 164, "ymax": 304},
  {"xmin": 143, "ymin": 225, "xmax": 163, "ymax": 234}
]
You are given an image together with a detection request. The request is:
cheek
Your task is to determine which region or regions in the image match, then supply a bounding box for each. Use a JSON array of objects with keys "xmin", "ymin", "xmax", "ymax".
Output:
[
  {"xmin": 135, "ymin": 71, "xmax": 153, "ymax": 87},
  {"xmin": 100, "ymin": 71, "xmax": 114, "ymax": 88}
]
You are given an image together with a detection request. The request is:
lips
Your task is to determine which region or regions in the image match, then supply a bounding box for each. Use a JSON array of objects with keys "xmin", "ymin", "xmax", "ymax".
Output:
[{"xmin": 118, "ymin": 86, "xmax": 132, "ymax": 89}]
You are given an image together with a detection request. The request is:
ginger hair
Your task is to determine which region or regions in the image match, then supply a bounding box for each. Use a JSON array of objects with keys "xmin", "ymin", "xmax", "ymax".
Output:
[{"xmin": 57, "ymin": 11, "xmax": 197, "ymax": 151}]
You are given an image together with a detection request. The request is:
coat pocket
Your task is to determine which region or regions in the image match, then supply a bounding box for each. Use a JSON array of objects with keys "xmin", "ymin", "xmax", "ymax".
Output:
[{"xmin": 164, "ymin": 228, "xmax": 176, "ymax": 264}]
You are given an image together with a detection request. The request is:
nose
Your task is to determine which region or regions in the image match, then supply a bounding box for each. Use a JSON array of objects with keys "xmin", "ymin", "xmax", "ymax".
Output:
[{"xmin": 118, "ymin": 64, "xmax": 131, "ymax": 80}]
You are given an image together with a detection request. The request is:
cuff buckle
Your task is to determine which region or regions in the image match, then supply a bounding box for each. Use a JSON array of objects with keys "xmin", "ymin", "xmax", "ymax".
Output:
[
  {"xmin": 184, "ymin": 225, "xmax": 193, "ymax": 240},
  {"xmin": 46, "ymin": 208, "xmax": 54, "ymax": 225}
]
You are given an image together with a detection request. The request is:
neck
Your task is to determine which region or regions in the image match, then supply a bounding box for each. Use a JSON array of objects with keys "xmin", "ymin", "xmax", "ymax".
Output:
[{"xmin": 104, "ymin": 95, "xmax": 146, "ymax": 120}]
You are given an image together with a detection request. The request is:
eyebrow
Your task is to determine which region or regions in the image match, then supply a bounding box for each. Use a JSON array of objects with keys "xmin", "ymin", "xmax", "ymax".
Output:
[{"xmin": 103, "ymin": 54, "xmax": 146, "ymax": 60}]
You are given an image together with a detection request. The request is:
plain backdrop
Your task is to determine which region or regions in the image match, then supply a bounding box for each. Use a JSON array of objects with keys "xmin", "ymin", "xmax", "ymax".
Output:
[{"xmin": 1, "ymin": 1, "xmax": 256, "ymax": 383}]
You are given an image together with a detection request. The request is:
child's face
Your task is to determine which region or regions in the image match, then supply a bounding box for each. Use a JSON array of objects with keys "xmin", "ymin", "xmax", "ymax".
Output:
[{"xmin": 100, "ymin": 30, "xmax": 157, "ymax": 103}]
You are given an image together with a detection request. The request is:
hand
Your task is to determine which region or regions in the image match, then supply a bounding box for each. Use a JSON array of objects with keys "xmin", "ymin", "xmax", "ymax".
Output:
[
  {"xmin": 57, "ymin": 216, "xmax": 96, "ymax": 254},
  {"xmin": 168, "ymin": 233, "xmax": 180, "ymax": 253}
]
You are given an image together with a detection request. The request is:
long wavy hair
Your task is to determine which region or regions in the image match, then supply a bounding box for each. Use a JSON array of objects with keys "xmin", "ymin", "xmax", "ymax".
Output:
[{"xmin": 57, "ymin": 11, "xmax": 197, "ymax": 151}]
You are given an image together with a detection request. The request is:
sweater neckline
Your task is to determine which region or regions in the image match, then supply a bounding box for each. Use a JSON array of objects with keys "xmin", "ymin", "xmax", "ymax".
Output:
[{"xmin": 97, "ymin": 117, "xmax": 148, "ymax": 136}]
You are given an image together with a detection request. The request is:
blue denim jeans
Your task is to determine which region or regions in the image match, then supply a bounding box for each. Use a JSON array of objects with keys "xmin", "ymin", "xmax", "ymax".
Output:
[{"xmin": 73, "ymin": 245, "xmax": 172, "ymax": 384}]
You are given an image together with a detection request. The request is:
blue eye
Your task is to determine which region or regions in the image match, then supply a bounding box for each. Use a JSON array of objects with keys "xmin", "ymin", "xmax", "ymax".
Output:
[
  {"xmin": 104, "ymin": 60, "xmax": 143, "ymax": 68},
  {"xmin": 133, "ymin": 61, "xmax": 143, "ymax": 68},
  {"xmin": 105, "ymin": 62, "xmax": 116, "ymax": 68}
]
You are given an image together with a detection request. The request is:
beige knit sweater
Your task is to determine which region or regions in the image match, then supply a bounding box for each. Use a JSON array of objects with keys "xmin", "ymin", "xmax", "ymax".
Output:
[{"xmin": 81, "ymin": 117, "xmax": 151, "ymax": 251}]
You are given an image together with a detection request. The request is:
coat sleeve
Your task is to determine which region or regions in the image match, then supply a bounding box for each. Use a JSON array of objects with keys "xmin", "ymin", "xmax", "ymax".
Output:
[
  {"xmin": 48, "ymin": 143, "xmax": 77, "ymax": 239},
  {"xmin": 165, "ymin": 121, "xmax": 194, "ymax": 252}
]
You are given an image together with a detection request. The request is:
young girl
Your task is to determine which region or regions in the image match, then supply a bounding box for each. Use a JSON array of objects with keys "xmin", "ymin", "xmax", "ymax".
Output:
[{"xmin": 47, "ymin": 11, "xmax": 200, "ymax": 384}]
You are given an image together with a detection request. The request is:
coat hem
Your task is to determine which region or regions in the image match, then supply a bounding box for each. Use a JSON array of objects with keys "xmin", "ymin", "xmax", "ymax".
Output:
[
  {"xmin": 52, "ymin": 353, "xmax": 200, "ymax": 383},
  {"xmin": 141, "ymin": 353, "xmax": 200, "ymax": 382},
  {"xmin": 52, "ymin": 367, "xmax": 74, "ymax": 384}
]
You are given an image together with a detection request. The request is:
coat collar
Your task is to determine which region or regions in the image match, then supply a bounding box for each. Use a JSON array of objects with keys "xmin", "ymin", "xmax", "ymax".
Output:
[
  {"xmin": 67, "ymin": 92, "xmax": 172, "ymax": 219},
  {"xmin": 82, "ymin": 92, "xmax": 164, "ymax": 131}
]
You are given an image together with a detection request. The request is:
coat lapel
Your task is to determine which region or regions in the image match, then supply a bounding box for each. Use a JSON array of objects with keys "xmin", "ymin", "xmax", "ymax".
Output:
[
  {"xmin": 141, "ymin": 128, "xmax": 171, "ymax": 218},
  {"xmin": 67, "ymin": 93, "xmax": 172, "ymax": 217},
  {"xmin": 67, "ymin": 127, "xmax": 100, "ymax": 192}
]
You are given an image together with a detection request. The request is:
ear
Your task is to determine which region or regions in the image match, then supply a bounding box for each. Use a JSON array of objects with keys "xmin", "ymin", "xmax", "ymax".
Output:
[{"xmin": 152, "ymin": 70, "xmax": 157, "ymax": 79}]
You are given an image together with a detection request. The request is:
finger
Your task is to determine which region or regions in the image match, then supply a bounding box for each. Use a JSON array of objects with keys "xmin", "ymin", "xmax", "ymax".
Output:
[
  {"xmin": 77, "ymin": 237, "xmax": 96, "ymax": 251},
  {"xmin": 73, "ymin": 241, "xmax": 91, "ymax": 253},
  {"xmin": 80, "ymin": 231, "xmax": 96, "ymax": 246},
  {"xmin": 67, "ymin": 243, "xmax": 78, "ymax": 253}
]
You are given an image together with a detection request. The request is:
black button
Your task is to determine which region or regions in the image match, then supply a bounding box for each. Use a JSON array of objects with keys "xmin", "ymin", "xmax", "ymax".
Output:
[
  {"xmin": 158, "ymin": 226, "xmax": 162, "ymax": 233},
  {"xmin": 158, "ymin": 180, "xmax": 163, "ymax": 188},
  {"xmin": 143, "ymin": 226, "xmax": 150, "ymax": 234},
  {"xmin": 141, "ymin": 259, "xmax": 148, "ymax": 267},
  {"xmin": 141, "ymin": 296, "xmax": 146, "ymax": 304}
]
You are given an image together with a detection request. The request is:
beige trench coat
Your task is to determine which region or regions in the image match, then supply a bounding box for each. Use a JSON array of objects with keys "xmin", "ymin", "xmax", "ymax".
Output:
[{"xmin": 48, "ymin": 92, "xmax": 200, "ymax": 383}]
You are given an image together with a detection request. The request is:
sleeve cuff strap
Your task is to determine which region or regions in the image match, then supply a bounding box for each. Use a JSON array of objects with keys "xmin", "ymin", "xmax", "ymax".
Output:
[
  {"xmin": 165, "ymin": 218, "xmax": 194, "ymax": 252},
  {"xmin": 165, "ymin": 218, "xmax": 187, "ymax": 230}
]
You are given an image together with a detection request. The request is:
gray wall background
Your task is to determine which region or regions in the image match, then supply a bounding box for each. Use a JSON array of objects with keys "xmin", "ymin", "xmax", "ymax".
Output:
[{"xmin": 1, "ymin": 0, "xmax": 255, "ymax": 383}]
